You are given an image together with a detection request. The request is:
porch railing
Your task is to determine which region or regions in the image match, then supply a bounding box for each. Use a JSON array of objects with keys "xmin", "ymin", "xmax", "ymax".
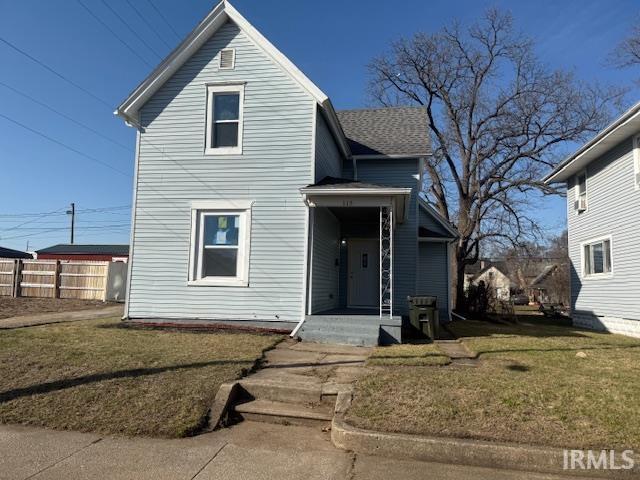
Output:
[{"xmin": 379, "ymin": 206, "xmax": 393, "ymax": 318}]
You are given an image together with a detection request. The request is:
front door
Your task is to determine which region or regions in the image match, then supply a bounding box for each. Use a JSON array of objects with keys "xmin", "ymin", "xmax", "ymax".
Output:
[{"xmin": 348, "ymin": 238, "xmax": 379, "ymax": 308}]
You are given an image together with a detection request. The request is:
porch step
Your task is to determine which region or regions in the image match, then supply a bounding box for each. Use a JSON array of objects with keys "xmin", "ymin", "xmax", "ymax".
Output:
[
  {"xmin": 238, "ymin": 376, "xmax": 322, "ymax": 404},
  {"xmin": 299, "ymin": 329, "xmax": 379, "ymax": 347},
  {"xmin": 234, "ymin": 399, "xmax": 333, "ymax": 427}
]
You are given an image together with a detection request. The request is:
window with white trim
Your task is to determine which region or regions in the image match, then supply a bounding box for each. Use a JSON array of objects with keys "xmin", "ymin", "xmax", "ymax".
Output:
[
  {"xmin": 205, "ymin": 84, "xmax": 244, "ymax": 155},
  {"xmin": 634, "ymin": 134, "xmax": 640, "ymax": 189},
  {"xmin": 582, "ymin": 237, "xmax": 612, "ymax": 277},
  {"xmin": 575, "ymin": 170, "xmax": 587, "ymax": 212},
  {"xmin": 189, "ymin": 202, "xmax": 251, "ymax": 286}
]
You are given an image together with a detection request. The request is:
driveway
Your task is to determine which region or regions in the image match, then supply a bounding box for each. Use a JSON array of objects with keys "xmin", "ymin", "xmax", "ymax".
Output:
[{"xmin": 0, "ymin": 422, "xmax": 589, "ymax": 480}]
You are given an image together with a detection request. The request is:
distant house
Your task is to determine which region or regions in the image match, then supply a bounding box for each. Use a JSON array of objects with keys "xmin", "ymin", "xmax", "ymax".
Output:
[
  {"xmin": 465, "ymin": 260, "xmax": 513, "ymax": 300},
  {"xmin": 544, "ymin": 101, "xmax": 640, "ymax": 337},
  {"xmin": 0, "ymin": 246, "xmax": 32, "ymax": 259},
  {"xmin": 36, "ymin": 244, "xmax": 129, "ymax": 263}
]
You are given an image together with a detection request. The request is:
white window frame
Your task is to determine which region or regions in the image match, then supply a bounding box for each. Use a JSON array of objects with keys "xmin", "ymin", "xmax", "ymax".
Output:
[
  {"xmin": 574, "ymin": 169, "xmax": 588, "ymax": 214},
  {"xmin": 633, "ymin": 134, "xmax": 640, "ymax": 190},
  {"xmin": 188, "ymin": 200, "xmax": 252, "ymax": 287},
  {"xmin": 205, "ymin": 83, "xmax": 245, "ymax": 156},
  {"xmin": 580, "ymin": 235, "xmax": 613, "ymax": 280}
]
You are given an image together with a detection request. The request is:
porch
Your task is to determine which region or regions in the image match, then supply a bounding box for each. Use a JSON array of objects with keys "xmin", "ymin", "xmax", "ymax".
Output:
[{"xmin": 298, "ymin": 178, "xmax": 410, "ymax": 346}]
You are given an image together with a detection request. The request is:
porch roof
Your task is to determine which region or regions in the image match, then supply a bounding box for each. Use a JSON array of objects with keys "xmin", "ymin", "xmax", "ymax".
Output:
[{"xmin": 300, "ymin": 177, "xmax": 412, "ymax": 222}]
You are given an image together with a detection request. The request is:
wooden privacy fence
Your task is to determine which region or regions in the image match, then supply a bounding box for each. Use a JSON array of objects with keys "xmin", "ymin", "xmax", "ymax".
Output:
[{"xmin": 0, "ymin": 259, "xmax": 115, "ymax": 301}]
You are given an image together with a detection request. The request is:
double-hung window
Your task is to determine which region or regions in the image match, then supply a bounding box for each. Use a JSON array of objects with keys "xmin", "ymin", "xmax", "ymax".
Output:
[
  {"xmin": 575, "ymin": 171, "xmax": 587, "ymax": 212},
  {"xmin": 189, "ymin": 201, "xmax": 252, "ymax": 286},
  {"xmin": 582, "ymin": 236, "xmax": 612, "ymax": 278},
  {"xmin": 205, "ymin": 84, "xmax": 244, "ymax": 155}
]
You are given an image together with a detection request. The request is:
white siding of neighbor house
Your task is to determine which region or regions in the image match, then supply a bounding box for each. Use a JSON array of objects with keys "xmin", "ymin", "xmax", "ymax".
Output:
[
  {"xmin": 567, "ymin": 135, "xmax": 640, "ymax": 336},
  {"xmin": 310, "ymin": 207, "xmax": 340, "ymax": 313},
  {"xmin": 314, "ymin": 111, "xmax": 342, "ymax": 180},
  {"xmin": 417, "ymin": 242, "xmax": 450, "ymax": 320},
  {"xmin": 356, "ymin": 158, "xmax": 419, "ymax": 315},
  {"xmin": 128, "ymin": 21, "xmax": 315, "ymax": 323}
]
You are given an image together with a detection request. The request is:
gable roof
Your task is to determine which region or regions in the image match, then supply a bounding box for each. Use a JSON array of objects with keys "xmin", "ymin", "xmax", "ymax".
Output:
[
  {"xmin": 36, "ymin": 244, "xmax": 129, "ymax": 256},
  {"xmin": 115, "ymin": 0, "xmax": 349, "ymax": 157},
  {"xmin": 0, "ymin": 246, "xmax": 32, "ymax": 259},
  {"xmin": 417, "ymin": 195, "xmax": 458, "ymax": 239},
  {"xmin": 336, "ymin": 107, "xmax": 430, "ymax": 158},
  {"xmin": 544, "ymin": 100, "xmax": 640, "ymax": 183}
]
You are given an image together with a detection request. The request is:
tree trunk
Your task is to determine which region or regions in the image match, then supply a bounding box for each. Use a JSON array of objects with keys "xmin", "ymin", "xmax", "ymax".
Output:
[{"xmin": 454, "ymin": 246, "xmax": 467, "ymax": 313}]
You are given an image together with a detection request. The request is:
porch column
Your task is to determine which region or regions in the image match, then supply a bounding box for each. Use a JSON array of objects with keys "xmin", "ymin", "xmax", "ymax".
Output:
[{"xmin": 379, "ymin": 206, "xmax": 393, "ymax": 318}]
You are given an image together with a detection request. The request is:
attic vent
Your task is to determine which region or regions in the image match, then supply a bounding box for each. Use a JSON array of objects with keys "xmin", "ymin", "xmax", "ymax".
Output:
[{"xmin": 219, "ymin": 49, "xmax": 235, "ymax": 70}]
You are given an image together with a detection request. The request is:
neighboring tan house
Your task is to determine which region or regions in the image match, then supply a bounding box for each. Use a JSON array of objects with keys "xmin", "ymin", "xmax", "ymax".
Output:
[
  {"xmin": 544, "ymin": 101, "xmax": 640, "ymax": 338},
  {"xmin": 465, "ymin": 260, "xmax": 513, "ymax": 300},
  {"xmin": 115, "ymin": 1, "xmax": 457, "ymax": 346},
  {"xmin": 0, "ymin": 246, "xmax": 32, "ymax": 259},
  {"xmin": 36, "ymin": 244, "xmax": 129, "ymax": 263}
]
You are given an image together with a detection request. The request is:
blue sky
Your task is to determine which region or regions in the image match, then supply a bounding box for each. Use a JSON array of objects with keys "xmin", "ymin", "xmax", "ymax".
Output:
[{"xmin": 0, "ymin": 0, "xmax": 638, "ymax": 252}]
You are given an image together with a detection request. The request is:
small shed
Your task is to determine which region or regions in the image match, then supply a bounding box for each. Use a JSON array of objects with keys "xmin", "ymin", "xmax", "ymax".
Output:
[{"xmin": 36, "ymin": 244, "xmax": 129, "ymax": 262}]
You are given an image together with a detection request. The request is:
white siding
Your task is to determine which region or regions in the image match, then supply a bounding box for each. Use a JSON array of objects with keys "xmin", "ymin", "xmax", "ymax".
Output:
[
  {"xmin": 356, "ymin": 158, "xmax": 419, "ymax": 315},
  {"xmin": 567, "ymin": 135, "xmax": 640, "ymax": 333},
  {"xmin": 128, "ymin": 21, "xmax": 315, "ymax": 323},
  {"xmin": 314, "ymin": 111, "xmax": 342, "ymax": 180},
  {"xmin": 417, "ymin": 242, "xmax": 449, "ymax": 320},
  {"xmin": 310, "ymin": 208, "xmax": 340, "ymax": 313}
]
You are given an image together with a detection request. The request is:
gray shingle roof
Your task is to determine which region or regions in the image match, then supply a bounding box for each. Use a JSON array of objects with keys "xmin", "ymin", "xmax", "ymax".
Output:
[
  {"xmin": 36, "ymin": 244, "xmax": 129, "ymax": 256},
  {"xmin": 0, "ymin": 246, "xmax": 32, "ymax": 259},
  {"xmin": 336, "ymin": 106, "xmax": 431, "ymax": 157},
  {"xmin": 304, "ymin": 176, "xmax": 405, "ymax": 190}
]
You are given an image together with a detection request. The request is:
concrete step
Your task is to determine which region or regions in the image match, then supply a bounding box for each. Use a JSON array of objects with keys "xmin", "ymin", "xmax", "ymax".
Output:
[
  {"xmin": 234, "ymin": 399, "xmax": 333, "ymax": 427},
  {"xmin": 298, "ymin": 330, "xmax": 379, "ymax": 347},
  {"xmin": 238, "ymin": 377, "xmax": 322, "ymax": 404}
]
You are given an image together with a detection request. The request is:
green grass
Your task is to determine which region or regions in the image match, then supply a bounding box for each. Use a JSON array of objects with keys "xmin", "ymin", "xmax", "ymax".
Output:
[
  {"xmin": 367, "ymin": 344, "xmax": 450, "ymax": 366},
  {"xmin": 0, "ymin": 318, "xmax": 281, "ymax": 437},
  {"xmin": 347, "ymin": 320, "xmax": 640, "ymax": 449}
]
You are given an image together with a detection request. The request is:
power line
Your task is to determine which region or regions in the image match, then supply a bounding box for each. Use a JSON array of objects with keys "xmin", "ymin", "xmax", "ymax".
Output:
[
  {"xmin": 124, "ymin": 0, "xmax": 174, "ymax": 50},
  {"xmin": 0, "ymin": 80, "xmax": 132, "ymax": 152},
  {"xmin": 146, "ymin": 0, "xmax": 181, "ymax": 40},
  {"xmin": 100, "ymin": 0, "xmax": 163, "ymax": 60},
  {"xmin": 76, "ymin": 0, "xmax": 153, "ymax": 68},
  {"xmin": 0, "ymin": 36, "xmax": 112, "ymax": 109},
  {"xmin": 0, "ymin": 112, "xmax": 130, "ymax": 177},
  {"xmin": 0, "ymin": 207, "xmax": 67, "ymax": 233}
]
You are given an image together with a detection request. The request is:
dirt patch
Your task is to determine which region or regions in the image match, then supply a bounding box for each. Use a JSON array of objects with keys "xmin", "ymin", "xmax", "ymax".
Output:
[{"xmin": 0, "ymin": 297, "xmax": 112, "ymax": 319}]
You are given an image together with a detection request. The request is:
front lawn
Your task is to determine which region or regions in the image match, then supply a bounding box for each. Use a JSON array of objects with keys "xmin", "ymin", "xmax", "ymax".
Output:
[
  {"xmin": 347, "ymin": 320, "xmax": 640, "ymax": 449},
  {"xmin": 0, "ymin": 318, "xmax": 281, "ymax": 437},
  {"xmin": 367, "ymin": 343, "xmax": 450, "ymax": 366}
]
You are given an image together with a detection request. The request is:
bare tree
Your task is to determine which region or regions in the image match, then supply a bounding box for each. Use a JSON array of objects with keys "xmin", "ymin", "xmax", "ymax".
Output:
[
  {"xmin": 368, "ymin": 9, "xmax": 621, "ymax": 311},
  {"xmin": 610, "ymin": 22, "xmax": 640, "ymax": 70}
]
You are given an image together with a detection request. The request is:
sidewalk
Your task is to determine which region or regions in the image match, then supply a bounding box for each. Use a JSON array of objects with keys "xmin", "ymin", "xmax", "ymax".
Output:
[
  {"xmin": 0, "ymin": 422, "xmax": 588, "ymax": 480},
  {"xmin": 0, "ymin": 304, "xmax": 123, "ymax": 329}
]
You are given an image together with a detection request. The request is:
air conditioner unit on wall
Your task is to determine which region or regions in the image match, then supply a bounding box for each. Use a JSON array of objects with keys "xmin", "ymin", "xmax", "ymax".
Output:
[{"xmin": 576, "ymin": 196, "xmax": 587, "ymax": 212}]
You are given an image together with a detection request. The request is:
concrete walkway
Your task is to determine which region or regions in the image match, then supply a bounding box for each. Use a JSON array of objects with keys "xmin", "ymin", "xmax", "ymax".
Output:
[
  {"xmin": 0, "ymin": 304, "xmax": 123, "ymax": 329},
  {"xmin": 0, "ymin": 422, "xmax": 589, "ymax": 480}
]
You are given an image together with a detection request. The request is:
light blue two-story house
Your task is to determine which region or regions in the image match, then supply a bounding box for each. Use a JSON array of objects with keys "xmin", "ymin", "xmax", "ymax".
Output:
[
  {"xmin": 544, "ymin": 102, "xmax": 640, "ymax": 338},
  {"xmin": 116, "ymin": 0, "xmax": 457, "ymax": 345}
]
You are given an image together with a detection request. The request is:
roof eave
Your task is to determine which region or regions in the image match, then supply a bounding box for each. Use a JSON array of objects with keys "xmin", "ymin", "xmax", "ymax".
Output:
[
  {"xmin": 417, "ymin": 195, "xmax": 459, "ymax": 238},
  {"xmin": 543, "ymin": 101, "xmax": 640, "ymax": 184}
]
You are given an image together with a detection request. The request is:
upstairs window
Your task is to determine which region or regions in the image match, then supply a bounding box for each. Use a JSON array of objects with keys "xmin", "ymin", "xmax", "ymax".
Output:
[
  {"xmin": 205, "ymin": 84, "xmax": 244, "ymax": 155},
  {"xmin": 575, "ymin": 171, "xmax": 587, "ymax": 212},
  {"xmin": 583, "ymin": 236, "xmax": 612, "ymax": 278}
]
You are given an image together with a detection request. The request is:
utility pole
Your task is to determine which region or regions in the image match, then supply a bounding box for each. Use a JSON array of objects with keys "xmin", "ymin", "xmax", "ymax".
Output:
[{"xmin": 66, "ymin": 203, "xmax": 75, "ymax": 244}]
